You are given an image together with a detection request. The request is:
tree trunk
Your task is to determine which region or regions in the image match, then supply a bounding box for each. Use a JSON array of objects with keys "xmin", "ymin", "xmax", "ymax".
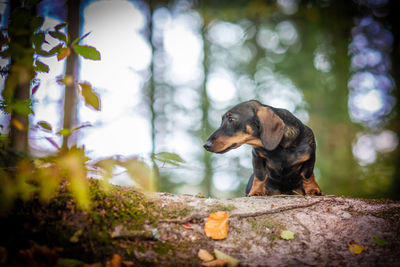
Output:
[
  {"xmin": 1, "ymin": 181, "xmax": 399, "ymax": 266},
  {"xmin": 147, "ymin": 0, "xmax": 159, "ymax": 192},
  {"xmin": 6, "ymin": 0, "xmax": 38, "ymax": 155},
  {"xmin": 61, "ymin": 0, "xmax": 81, "ymax": 153},
  {"xmin": 200, "ymin": 22, "xmax": 213, "ymax": 197}
]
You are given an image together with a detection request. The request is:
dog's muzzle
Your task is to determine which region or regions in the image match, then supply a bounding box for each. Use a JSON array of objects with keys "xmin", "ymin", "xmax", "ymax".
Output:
[{"xmin": 203, "ymin": 140, "xmax": 213, "ymax": 151}]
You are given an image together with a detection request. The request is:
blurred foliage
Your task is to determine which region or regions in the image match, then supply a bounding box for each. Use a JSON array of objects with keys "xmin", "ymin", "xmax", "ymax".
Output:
[
  {"xmin": 0, "ymin": 2, "xmax": 154, "ymax": 212},
  {"xmin": 0, "ymin": 138, "xmax": 165, "ymax": 212}
]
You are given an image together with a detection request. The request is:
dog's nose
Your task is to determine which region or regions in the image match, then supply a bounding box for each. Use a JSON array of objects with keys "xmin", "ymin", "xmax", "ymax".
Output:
[{"xmin": 203, "ymin": 140, "xmax": 213, "ymax": 151}]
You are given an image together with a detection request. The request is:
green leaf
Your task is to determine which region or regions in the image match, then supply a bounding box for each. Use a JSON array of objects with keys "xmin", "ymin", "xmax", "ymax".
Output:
[
  {"xmin": 35, "ymin": 49, "xmax": 52, "ymax": 57},
  {"xmin": 280, "ymin": 230, "xmax": 295, "ymax": 240},
  {"xmin": 37, "ymin": 121, "xmax": 52, "ymax": 132},
  {"xmin": 49, "ymin": 31, "xmax": 67, "ymax": 43},
  {"xmin": 373, "ymin": 236, "xmax": 389, "ymax": 246},
  {"xmin": 55, "ymin": 22, "xmax": 68, "ymax": 31},
  {"xmin": 154, "ymin": 152, "xmax": 185, "ymax": 166},
  {"xmin": 36, "ymin": 44, "xmax": 62, "ymax": 57},
  {"xmin": 70, "ymin": 229, "xmax": 83, "ymax": 243},
  {"xmin": 32, "ymin": 33, "xmax": 45, "ymax": 49},
  {"xmin": 95, "ymin": 158, "xmax": 117, "ymax": 178},
  {"xmin": 79, "ymin": 82, "xmax": 100, "ymax": 110},
  {"xmin": 31, "ymin": 16, "xmax": 44, "ymax": 30},
  {"xmin": 118, "ymin": 158, "xmax": 153, "ymax": 190},
  {"xmin": 57, "ymin": 128, "xmax": 72, "ymax": 136},
  {"xmin": 12, "ymin": 100, "xmax": 33, "ymax": 115},
  {"xmin": 71, "ymin": 32, "xmax": 91, "ymax": 46},
  {"xmin": 48, "ymin": 44, "xmax": 62, "ymax": 55},
  {"xmin": 73, "ymin": 45, "xmax": 101, "ymax": 60},
  {"xmin": 57, "ymin": 149, "xmax": 90, "ymax": 209},
  {"xmin": 214, "ymin": 249, "xmax": 240, "ymax": 267},
  {"xmin": 34, "ymin": 60, "xmax": 49, "ymax": 73}
]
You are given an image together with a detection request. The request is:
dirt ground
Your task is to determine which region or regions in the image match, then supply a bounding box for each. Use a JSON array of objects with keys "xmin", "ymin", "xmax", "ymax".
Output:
[
  {"xmin": 153, "ymin": 193, "xmax": 400, "ymax": 266},
  {"xmin": 1, "ymin": 182, "xmax": 399, "ymax": 266}
]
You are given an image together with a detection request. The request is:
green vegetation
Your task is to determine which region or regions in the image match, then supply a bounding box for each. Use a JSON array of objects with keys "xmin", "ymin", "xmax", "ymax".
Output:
[{"xmin": 208, "ymin": 203, "xmax": 236, "ymax": 213}]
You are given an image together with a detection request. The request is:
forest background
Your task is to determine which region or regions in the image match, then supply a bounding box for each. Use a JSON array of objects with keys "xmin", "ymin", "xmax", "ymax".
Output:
[{"xmin": 1, "ymin": 0, "xmax": 399, "ymax": 202}]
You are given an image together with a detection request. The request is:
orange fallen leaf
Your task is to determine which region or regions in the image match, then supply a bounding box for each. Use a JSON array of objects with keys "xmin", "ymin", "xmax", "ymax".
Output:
[
  {"xmin": 204, "ymin": 211, "xmax": 229, "ymax": 240},
  {"xmin": 106, "ymin": 254, "xmax": 122, "ymax": 267},
  {"xmin": 83, "ymin": 263, "xmax": 102, "ymax": 267},
  {"xmin": 201, "ymin": 259, "xmax": 230, "ymax": 266},
  {"xmin": 122, "ymin": 261, "xmax": 134, "ymax": 267},
  {"xmin": 198, "ymin": 249, "xmax": 214, "ymax": 262},
  {"xmin": 183, "ymin": 222, "xmax": 193, "ymax": 230},
  {"xmin": 348, "ymin": 240, "xmax": 367, "ymax": 255}
]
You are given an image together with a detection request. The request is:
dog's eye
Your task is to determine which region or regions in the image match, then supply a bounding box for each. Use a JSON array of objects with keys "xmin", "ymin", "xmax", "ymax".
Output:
[{"xmin": 228, "ymin": 116, "xmax": 235, "ymax": 122}]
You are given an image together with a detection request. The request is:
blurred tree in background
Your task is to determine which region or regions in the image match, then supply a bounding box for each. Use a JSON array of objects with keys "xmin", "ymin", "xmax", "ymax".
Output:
[
  {"xmin": 149, "ymin": 0, "xmax": 400, "ymax": 199},
  {"xmin": 0, "ymin": 0, "xmax": 399, "ymax": 201}
]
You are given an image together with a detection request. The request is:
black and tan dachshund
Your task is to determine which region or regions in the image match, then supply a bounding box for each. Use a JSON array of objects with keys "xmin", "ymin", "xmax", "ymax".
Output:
[{"xmin": 203, "ymin": 100, "xmax": 322, "ymax": 196}]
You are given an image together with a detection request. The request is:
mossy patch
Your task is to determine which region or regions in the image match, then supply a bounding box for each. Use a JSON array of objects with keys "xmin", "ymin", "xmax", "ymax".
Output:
[
  {"xmin": 158, "ymin": 202, "xmax": 194, "ymax": 220},
  {"xmin": 208, "ymin": 203, "xmax": 236, "ymax": 213},
  {"xmin": 249, "ymin": 216, "xmax": 285, "ymax": 240}
]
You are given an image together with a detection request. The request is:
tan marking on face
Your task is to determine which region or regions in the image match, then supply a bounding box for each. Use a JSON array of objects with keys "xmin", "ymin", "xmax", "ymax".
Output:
[
  {"xmin": 246, "ymin": 125, "xmax": 254, "ymax": 134},
  {"xmin": 223, "ymin": 112, "xmax": 231, "ymax": 119},
  {"xmin": 213, "ymin": 133, "xmax": 263, "ymax": 152},
  {"xmin": 247, "ymin": 176, "xmax": 267, "ymax": 196}
]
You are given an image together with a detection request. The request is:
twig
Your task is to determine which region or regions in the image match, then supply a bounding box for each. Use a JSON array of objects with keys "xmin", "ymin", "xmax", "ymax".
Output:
[
  {"xmin": 157, "ymin": 197, "xmax": 333, "ymax": 224},
  {"xmin": 230, "ymin": 198, "xmax": 327, "ymax": 219},
  {"xmin": 158, "ymin": 214, "xmax": 208, "ymax": 224}
]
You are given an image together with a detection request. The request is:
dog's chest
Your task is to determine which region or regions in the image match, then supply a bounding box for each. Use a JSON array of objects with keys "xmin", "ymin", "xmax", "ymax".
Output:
[{"xmin": 258, "ymin": 146, "xmax": 302, "ymax": 173}]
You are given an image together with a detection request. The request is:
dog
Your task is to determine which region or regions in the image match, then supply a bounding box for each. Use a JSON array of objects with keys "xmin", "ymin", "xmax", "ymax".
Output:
[{"xmin": 203, "ymin": 100, "xmax": 322, "ymax": 196}]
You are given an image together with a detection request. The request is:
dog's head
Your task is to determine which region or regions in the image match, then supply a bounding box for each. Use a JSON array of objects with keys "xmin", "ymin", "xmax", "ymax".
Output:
[{"xmin": 203, "ymin": 100, "xmax": 285, "ymax": 153}]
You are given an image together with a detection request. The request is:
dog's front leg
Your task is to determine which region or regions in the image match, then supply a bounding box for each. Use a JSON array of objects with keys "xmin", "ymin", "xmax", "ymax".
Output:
[
  {"xmin": 298, "ymin": 152, "xmax": 322, "ymax": 196},
  {"xmin": 247, "ymin": 150, "xmax": 268, "ymax": 196}
]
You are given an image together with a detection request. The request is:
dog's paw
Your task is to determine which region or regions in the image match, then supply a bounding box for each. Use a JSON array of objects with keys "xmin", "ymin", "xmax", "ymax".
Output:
[
  {"xmin": 304, "ymin": 186, "xmax": 322, "ymax": 196},
  {"xmin": 302, "ymin": 174, "xmax": 322, "ymax": 196},
  {"xmin": 247, "ymin": 176, "xmax": 267, "ymax": 197},
  {"xmin": 247, "ymin": 190, "xmax": 266, "ymax": 197}
]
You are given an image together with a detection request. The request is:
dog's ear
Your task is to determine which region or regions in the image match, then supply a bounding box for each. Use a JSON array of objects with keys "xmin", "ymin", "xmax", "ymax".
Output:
[{"xmin": 256, "ymin": 106, "xmax": 285, "ymax": 150}]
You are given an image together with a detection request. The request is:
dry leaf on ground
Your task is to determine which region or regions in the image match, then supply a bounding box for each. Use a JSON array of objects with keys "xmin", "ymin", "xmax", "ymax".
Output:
[
  {"xmin": 106, "ymin": 254, "xmax": 122, "ymax": 267},
  {"xmin": 183, "ymin": 222, "xmax": 193, "ymax": 230},
  {"xmin": 280, "ymin": 230, "xmax": 295, "ymax": 240},
  {"xmin": 348, "ymin": 241, "xmax": 367, "ymax": 255},
  {"xmin": 204, "ymin": 211, "xmax": 229, "ymax": 240},
  {"xmin": 214, "ymin": 249, "xmax": 240, "ymax": 267},
  {"xmin": 198, "ymin": 249, "xmax": 215, "ymax": 262}
]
